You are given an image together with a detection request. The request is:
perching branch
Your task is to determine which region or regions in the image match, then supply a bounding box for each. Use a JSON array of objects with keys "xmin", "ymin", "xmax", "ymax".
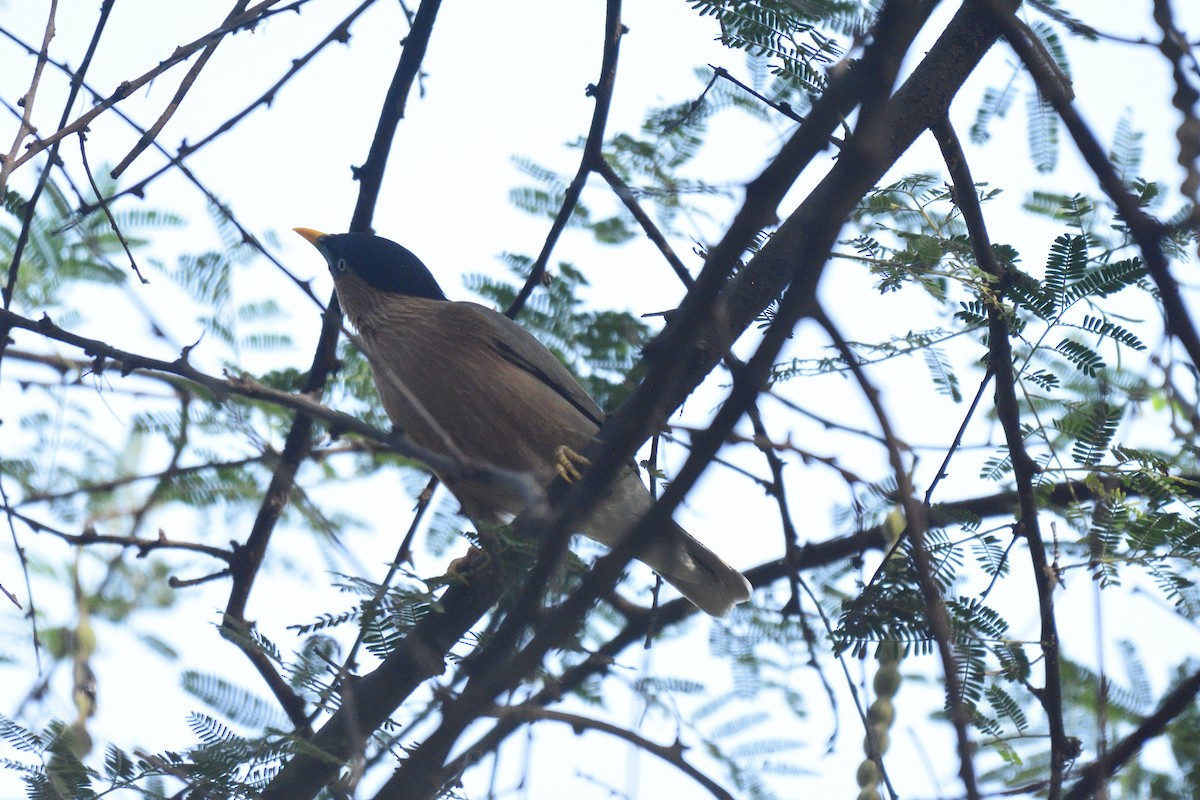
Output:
[
  {"xmin": 221, "ymin": 0, "xmax": 445, "ymax": 733},
  {"xmin": 0, "ymin": 307, "xmax": 538, "ymax": 514}
]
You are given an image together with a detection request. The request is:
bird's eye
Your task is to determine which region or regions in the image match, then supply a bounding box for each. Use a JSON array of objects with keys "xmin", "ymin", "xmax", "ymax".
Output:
[{"xmin": 335, "ymin": 258, "xmax": 348, "ymax": 273}]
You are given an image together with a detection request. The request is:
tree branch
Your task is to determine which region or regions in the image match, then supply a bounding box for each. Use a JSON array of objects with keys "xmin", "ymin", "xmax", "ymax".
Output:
[
  {"xmin": 933, "ymin": 115, "xmax": 1064, "ymax": 797},
  {"xmin": 264, "ymin": 3, "xmax": 1014, "ymax": 794},
  {"xmin": 493, "ymin": 705, "xmax": 736, "ymax": 800},
  {"xmin": 986, "ymin": 2, "xmax": 1200, "ymax": 372},
  {"xmin": 1062, "ymin": 666, "xmax": 1200, "ymax": 800},
  {"xmin": 505, "ymin": 0, "xmax": 625, "ymax": 318},
  {"xmin": 221, "ymin": 0, "xmax": 445, "ymax": 733}
]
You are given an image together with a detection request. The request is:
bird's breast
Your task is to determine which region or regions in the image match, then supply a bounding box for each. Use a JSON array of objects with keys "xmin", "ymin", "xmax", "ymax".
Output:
[{"xmin": 345, "ymin": 293, "xmax": 598, "ymax": 521}]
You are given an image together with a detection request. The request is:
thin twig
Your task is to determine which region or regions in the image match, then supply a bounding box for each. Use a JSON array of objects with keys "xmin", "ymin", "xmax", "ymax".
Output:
[
  {"xmin": 0, "ymin": 20, "xmax": 332, "ymax": 311},
  {"xmin": 224, "ymin": 0, "xmax": 445, "ymax": 742},
  {"xmin": 72, "ymin": 0, "xmax": 377, "ymax": 219},
  {"xmin": 78, "ymin": 132, "xmax": 147, "ymax": 283},
  {"xmin": 0, "ymin": 307, "xmax": 537, "ymax": 507},
  {"xmin": 503, "ymin": 8, "xmax": 625, "ymax": 317},
  {"xmin": 934, "ymin": 114, "xmax": 1055, "ymax": 799},
  {"xmin": 0, "ymin": 0, "xmax": 56, "ymax": 195},
  {"xmin": 493, "ymin": 705, "xmax": 736, "ymax": 800},
  {"xmin": 0, "ymin": 505, "xmax": 235, "ymax": 561},
  {"xmin": 6, "ymin": 0, "xmax": 289, "ymax": 174},
  {"xmin": 110, "ymin": 0, "xmax": 251, "ymax": 177},
  {"xmin": 924, "ymin": 368, "xmax": 993, "ymax": 505}
]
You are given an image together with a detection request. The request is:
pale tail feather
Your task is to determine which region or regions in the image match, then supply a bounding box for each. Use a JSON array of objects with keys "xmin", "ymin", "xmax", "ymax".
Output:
[{"xmin": 640, "ymin": 521, "xmax": 752, "ymax": 617}]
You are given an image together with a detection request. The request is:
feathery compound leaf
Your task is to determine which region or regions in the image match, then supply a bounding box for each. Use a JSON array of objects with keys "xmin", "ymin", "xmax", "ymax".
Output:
[
  {"xmin": 1067, "ymin": 402, "xmax": 1123, "ymax": 467},
  {"xmin": 1006, "ymin": 268, "xmax": 1055, "ymax": 320},
  {"xmin": 1025, "ymin": 369, "xmax": 1060, "ymax": 391},
  {"xmin": 955, "ymin": 299, "xmax": 989, "ymax": 328},
  {"xmin": 1031, "ymin": 20, "xmax": 1072, "ymax": 80},
  {"xmin": 923, "ymin": 346, "xmax": 962, "ymax": 401},
  {"xmin": 1079, "ymin": 315, "xmax": 1146, "ymax": 351},
  {"xmin": 1065, "ymin": 258, "xmax": 1148, "ymax": 302},
  {"xmin": 1045, "ymin": 234, "xmax": 1088, "ymax": 312},
  {"xmin": 182, "ymin": 671, "xmax": 287, "ymax": 729},
  {"xmin": 188, "ymin": 713, "xmax": 238, "ymax": 747},
  {"xmin": 0, "ymin": 714, "xmax": 42, "ymax": 753},
  {"xmin": 1026, "ymin": 89, "xmax": 1059, "ymax": 173},
  {"xmin": 985, "ymin": 684, "xmax": 1029, "ymax": 733},
  {"xmin": 1055, "ymin": 338, "xmax": 1106, "ymax": 376},
  {"xmin": 971, "ymin": 81, "xmax": 1018, "ymax": 144},
  {"xmin": 1109, "ymin": 111, "xmax": 1145, "ymax": 182},
  {"xmin": 981, "ymin": 452, "xmax": 1013, "ymax": 481},
  {"xmin": 103, "ymin": 744, "xmax": 136, "ymax": 781}
]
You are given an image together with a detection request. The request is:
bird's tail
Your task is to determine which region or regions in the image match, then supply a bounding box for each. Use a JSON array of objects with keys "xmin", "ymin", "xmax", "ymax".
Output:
[{"xmin": 640, "ymin": 522, "xmax": 752, "ymax": 617}]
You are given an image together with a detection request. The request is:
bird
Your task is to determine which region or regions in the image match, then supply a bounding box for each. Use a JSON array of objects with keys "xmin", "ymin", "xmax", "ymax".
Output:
[{"xmin": 294, "ymin": 228, "xmax": 752, "ymax": 616}]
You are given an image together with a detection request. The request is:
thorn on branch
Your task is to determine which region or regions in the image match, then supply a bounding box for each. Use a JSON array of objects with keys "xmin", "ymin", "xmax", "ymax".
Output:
[{"xmin": 169, "ymin": 569, "xmax": 231, "ymax": 589}]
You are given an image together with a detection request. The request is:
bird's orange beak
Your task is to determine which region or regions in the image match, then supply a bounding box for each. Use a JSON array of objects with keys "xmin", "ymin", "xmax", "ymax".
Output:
[{"xmin": 293, "ymin": 227, "xmax": 327, "ymax": 247}]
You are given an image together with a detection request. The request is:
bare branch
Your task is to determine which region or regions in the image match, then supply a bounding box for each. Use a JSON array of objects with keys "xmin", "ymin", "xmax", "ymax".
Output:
[
  {"xmin": 0, "ymin": 0, "xmax": 56, "ymax": 195},
  {"xmin": 505, "ymin": 0, "xmax": 626, "ymax": 318},
  {"xmin": 0, "ymin": 505, "xmax": 235, "ymax": 561},
  {"xmin": 493, "ymin": 705, "xmax": 736, "ymax": 800},
  {"xmin": 224, "ymin": 0, "xmax": 446, "ymax": 739},
  {"xmin": 0, "ymin": 306, "xmax": 538, "ymax": 508},
  {"xmin": 5, "ymin": 0, "xmax": 289, "ymax": 174},
  {"xmin": 110, "ymin": 0, "xmax": 253, "ymax": 178}
]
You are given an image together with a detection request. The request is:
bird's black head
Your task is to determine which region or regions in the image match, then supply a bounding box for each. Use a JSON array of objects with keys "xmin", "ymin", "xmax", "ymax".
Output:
[{"xmin": 295, "ymin": 230, "xmax": 448, "ymax": 301}]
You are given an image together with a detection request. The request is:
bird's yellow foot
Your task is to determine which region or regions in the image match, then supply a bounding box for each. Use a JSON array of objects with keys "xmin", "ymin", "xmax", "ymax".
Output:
[
  {"xmin": 446, "ymin": 546, "xmax": 490, "ymax": 583},
  {"xmin": 554, "ymin": 445, "xmax": 591, "ymax": 483}
]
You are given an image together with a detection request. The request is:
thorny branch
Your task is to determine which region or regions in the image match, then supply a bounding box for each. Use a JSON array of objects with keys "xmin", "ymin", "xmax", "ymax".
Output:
[
  {"xmin": 68, "ymin": 0, "xmax": 377, "ymax": 220},
  {"xmin": 220, "ymin": 0, "xmax": 443, "ymax": 734},
  {"xmin": 9, "ymin": 1, "xmax": 1194, "ymax": 798},
  {"xmin": 0, "ymin": 0, "xmax": 55, "ymax": 195},
  {"xmin": 505, "ymin": 0, "xmax": 625, "ymax": 318},
  {"xmin": 0, "ymin": 306, "xmax": 539, "ymax": 515},
  {"xmin": 934, "ymin": 115, "xmax": 1060, "ymax": 798},
  {"xmin": 4, "ymin": 0, "xmax": 291, "ymax": 175},
  {"xmin": 375, "ymin": 4, "xmax": 948, "ymax": 797},
  {"xmin": 261, "ymin": 1, "xmax": 1017, "ymax": 795},
  {"xmin": 0, "ymin": 506, "xmax": 235, "ymax": 562},
  {"xmin": 109, "ymin": 0, "xmax": 252, "ymax": 178}
]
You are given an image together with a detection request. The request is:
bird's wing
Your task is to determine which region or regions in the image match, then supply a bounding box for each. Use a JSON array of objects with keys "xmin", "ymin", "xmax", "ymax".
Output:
[{"xmin": 448, "ymin": 302, "xmax": 606, "ymax": 428}]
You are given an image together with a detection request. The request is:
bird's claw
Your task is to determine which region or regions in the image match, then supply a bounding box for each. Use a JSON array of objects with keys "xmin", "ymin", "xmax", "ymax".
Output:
[
  {"xmin": 554, "ymin": 445, "xmax": 591, "ymax": 483},
  {"xmin": 446, "ymin": 546, "xmax": 489, "ymax": 583}
]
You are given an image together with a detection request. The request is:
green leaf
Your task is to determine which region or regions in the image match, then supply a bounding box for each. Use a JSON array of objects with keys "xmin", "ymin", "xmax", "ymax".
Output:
[
  {"xmin": 924, "ymin": 347, "xmax": 962, "ymax": 402},
  {"xmin": 1078, "ymin": 314, "xmax": 1146, "ymax": 351},
  {"xmin": 1066, "ymin": 402, "xmax": 1123, "ymax": 467},
  {"xmin": 1045, "ymin": 234, "xmax": 1088, "ymax": 312},
  {"xmin": 1055, "ymin": 338, "xmax": 1106, "ymax": 376}
]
